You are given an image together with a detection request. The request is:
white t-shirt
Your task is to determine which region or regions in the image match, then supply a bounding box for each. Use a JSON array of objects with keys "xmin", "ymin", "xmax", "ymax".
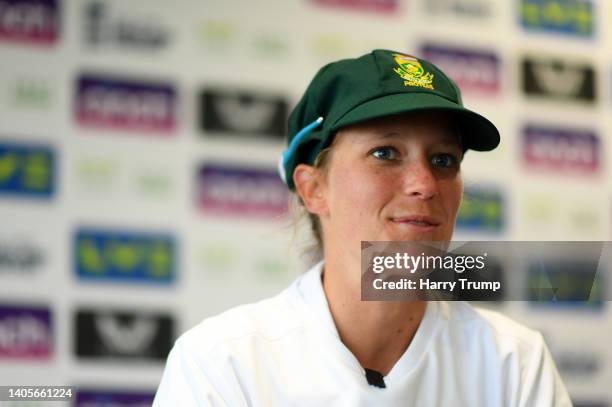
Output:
[{"xmin": 154, "ymin": 262, "xmax": 572, "ymax": 406}]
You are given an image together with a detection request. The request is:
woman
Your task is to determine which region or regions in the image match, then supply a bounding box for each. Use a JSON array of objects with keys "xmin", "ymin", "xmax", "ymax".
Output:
[{"xmin": 154, "ymin": 50, "xmax": 571, "ymax": 406}]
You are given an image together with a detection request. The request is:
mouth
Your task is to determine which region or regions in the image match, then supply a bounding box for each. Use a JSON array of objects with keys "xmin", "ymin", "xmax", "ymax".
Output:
[{"xmin": 389, "ymin": 215, "xmax": 441, "ymax": 231}]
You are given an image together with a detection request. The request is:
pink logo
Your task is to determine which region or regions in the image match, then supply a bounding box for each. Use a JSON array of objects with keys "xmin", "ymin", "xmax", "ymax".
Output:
[
  {"xmin": 523, "ymin": 125, "xmax": 599, "ymax": 174},
  {"xmin": 0, "ymin": 0, "xmax": 60, "ymax": 45},
  {"xmin": 75, "ymin": 74, "xmax": 176, "ymax": 133},
  {"xmin": 197, "ymin": 164, "xmax": 288, "ymax": 218},
  {"xmin": 421, "ymin": 44, "xmax": 500, "ymax": 95},
  {"xmin": 310, "ymin": 0, "xmax": 398, "ymax": 13},
  {"xmin": 0, "ymin": 305, "xmax": 52, "ymax": 359}
]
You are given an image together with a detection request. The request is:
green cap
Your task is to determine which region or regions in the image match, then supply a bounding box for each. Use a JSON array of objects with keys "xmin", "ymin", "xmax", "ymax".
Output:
[{"xmin": 279, "ymin": 49, "xmax": 500, "ymax": 190}]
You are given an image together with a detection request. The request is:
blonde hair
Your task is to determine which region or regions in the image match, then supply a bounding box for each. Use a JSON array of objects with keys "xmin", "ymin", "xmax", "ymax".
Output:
[{"xmin": 289, "ymin": 143, "xmax": 334, "ymax": 263}]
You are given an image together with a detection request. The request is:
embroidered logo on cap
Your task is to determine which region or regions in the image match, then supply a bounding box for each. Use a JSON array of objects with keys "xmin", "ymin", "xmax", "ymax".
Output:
[{"xmin": 392, "ymin": 53, "xmax": 434, "ymax": 90}]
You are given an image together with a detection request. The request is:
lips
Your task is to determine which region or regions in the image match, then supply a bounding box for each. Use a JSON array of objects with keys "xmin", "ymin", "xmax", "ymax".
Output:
[{"xmin": 390, "ymin": 215, "xmax": 441, "ymax": 228}]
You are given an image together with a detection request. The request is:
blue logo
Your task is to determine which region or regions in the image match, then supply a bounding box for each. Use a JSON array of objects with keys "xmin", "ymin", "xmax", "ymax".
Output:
[
  {"xmin": 75, "ymin": 389, "xmax": 155, "ymax": 406},
  {"xmin": 456, "ymin": 187, "xmax": 504, "ymax": 232},
  {"xmin": 520, "ymin": 0, "xmax": 594, "ymax": 37},
  {"xmin": 0, "ymin": 142, "xmax": 55, "ymax": 198},
  {"xmin": 74, "ymin": 228, "xmax": 176, "ymax": 284},
  {"xmin": 527, "ymin": 260, "xmax": 604, "ymax": 309}
]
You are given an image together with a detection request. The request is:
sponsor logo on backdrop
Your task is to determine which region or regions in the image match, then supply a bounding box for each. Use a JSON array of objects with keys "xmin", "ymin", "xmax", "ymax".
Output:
[
  {"xmin": 568, "ymin": 202, "xmax": 602, "ymax": 235},
  {"xmin": 527, "ymin": 260, "xmax": 604, "ymax": 307},
  {"xmin": 0, "ymin": 142, "xmax": 55, "ymax": 198},
  {"xmin": 520, "ymin": 0, "xmax": 594, "ymax": 37},
  {"xmin": 194, "ymin": 21, "xmax": 287, "ymax": 59},
  {"xmin": 194, "ymin": 20, "xmax": 237, "ymax": 51},
  {"xmin": 0, "ymin": 238, "xmax": 45, "ymax": 273},
  {"xmin": 253, "ymin": 255, "xmax": 290, "ymax": 279},
  {"xmin": 74, "ymin": 228, "xmax": 175, "ymax": 284},
  {"xmin": 74, "ymin": 156, "xmax": 118, "ymax": 192},
  {"xmin": 199, "ymin": 88, "xmax": 287, "ymax": 139},
  {"xmin": 0, "ymin": 304, "xmax": 52, "ymax": 359},
  {"xmin": 196, "ymin": 163, "xmax": 288, "ymax": 217},
  {"xmin": 554, "ymin": 349, "xmax": 600, "ymax": 378},
  {"xmin": 75, "ymin": 73, "xmax": 177, "ymax": 133},
  {"xmin": 10, "ymin": 76, "xmax": 53, "ymax": 109},
  {"xmin": 75, "ymin": 389, "xmax": 155, "ymax": 407},
  {"xmin": 74, "ymin": 157, "xmax": 174, "ymax": 200},
  {"xmin": 0, "ymin": 0, "xmax": 60, "ymax": 45},
  {"xmin": 456, "ymin": 187, "xmax": 504, "ymax": 232},
  {"xmin": 542, "ymin": 332, "xmax": 605, "ymax": 386},
  {"xmin": 198, "ymin": 243, "xmax": 237, "ymax": 275},
  {"xmin": 522, "ymin": 56, "xmax": 595, "ymax": 103},
  {"xmin": 83, "ymin": 0, "xmax": 170, "ymax": 51},
  {"xmin": 523, "ymin": 195, "xmax": 604, "ymax": 236},
  {"xmin": 424, "ymin": 0, "xmax": 491, "ymax": 17},
  {"xmin": 251, "ymin": 31, "xmax": 289, "ymax": 59},
  {"xmin": 523, "ymin": 193, "xmax": 556, "ymax": 225},
  {"xmin": 310, "ymin": 33, "xmax": 353, "ymax": 59},
  {"xmin": 522, "ymin": 125, "xmax": 599, "ymax": 174},
  {"xmin": 421, "ymin": 44, "xmax": 500, "ymax": 94},
  {"xmin": 309, "ymin": 0, "xmax": 398, "ymax": 13},
  {"xmin": 75, "ymin": 309, "xmax": 173, "ymax": 360},
  {"xmin": 132, "ymin": 170, "xmax": 174, "ymax": 198}
]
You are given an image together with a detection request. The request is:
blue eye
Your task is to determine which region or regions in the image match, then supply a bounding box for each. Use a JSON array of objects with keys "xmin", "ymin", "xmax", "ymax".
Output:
[
  {"xmin": 371, "ymin": 147, "xmax": 398, "ymax": 161},
  {"xmin": 431, "ymin": 154, "xmax": 456, "ymax": 168}
]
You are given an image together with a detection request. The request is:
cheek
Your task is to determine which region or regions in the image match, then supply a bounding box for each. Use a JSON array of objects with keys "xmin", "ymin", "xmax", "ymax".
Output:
[
  {"xmin": 441, "ymin": 177, "xmax": 463, "ymax": 219},
  {"xmin": 328, "ymin": 164, "xmax": 391, "ymax": 220}
]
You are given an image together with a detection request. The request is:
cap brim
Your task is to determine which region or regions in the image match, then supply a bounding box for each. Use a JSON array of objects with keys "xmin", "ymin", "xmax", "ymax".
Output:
[{"xmin": 332, "ymin": 92, "xmax": 500, "ymax": 151}]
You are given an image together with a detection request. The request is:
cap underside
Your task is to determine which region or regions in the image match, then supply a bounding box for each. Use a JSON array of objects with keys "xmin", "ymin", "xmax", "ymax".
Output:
[{"xmin": 332, "ymin": 92, "xmax": 500, "ymax": 151}]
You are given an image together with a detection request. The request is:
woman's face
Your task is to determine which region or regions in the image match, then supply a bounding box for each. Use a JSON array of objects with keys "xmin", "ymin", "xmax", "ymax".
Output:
[{"xmin": 317, "ymin": 111, "xmax": 463, "ymax": 245}]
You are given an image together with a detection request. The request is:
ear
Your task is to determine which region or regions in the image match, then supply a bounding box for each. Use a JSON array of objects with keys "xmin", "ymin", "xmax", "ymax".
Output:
[{"xmin": 293, "ymin": 164, "xmax": 329, "ymax": 217}]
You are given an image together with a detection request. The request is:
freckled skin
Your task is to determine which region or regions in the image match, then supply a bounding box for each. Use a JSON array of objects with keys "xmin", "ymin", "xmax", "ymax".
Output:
[{"xmin": 319, "ymin": 111, "xmax": 464, "ymax": 257}]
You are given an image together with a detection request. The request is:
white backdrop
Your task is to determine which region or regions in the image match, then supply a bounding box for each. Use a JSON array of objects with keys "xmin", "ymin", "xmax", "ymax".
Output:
[{"xmin": 0, "ymin": 0, "xmax": 610, "ymax": 405}]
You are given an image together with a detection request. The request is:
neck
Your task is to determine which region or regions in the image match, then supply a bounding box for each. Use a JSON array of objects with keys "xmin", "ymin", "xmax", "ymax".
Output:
[{"xmin": 321, "ymin": 250, "xmax": 426, "ymax": 375}]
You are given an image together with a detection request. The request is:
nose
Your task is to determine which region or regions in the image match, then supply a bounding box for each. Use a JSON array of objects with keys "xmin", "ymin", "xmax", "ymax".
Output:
[{"xmin": 400, "ymin": 159, "xmax": 438, "ymax": 200}]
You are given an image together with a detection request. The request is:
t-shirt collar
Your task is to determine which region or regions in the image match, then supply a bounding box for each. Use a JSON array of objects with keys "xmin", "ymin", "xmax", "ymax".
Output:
[{"xmin": 293, "ymin": 260, "xmax": 443, "ymax": 384}]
